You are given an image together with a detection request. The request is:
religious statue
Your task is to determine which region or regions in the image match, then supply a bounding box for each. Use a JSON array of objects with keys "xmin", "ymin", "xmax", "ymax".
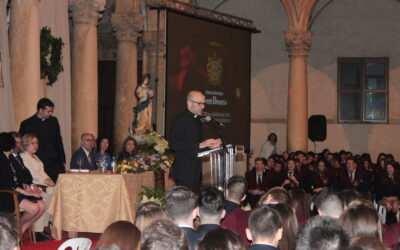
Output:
[{"xmin": 131, "ymin": 73, "xmax": 154, "ymax": 135}]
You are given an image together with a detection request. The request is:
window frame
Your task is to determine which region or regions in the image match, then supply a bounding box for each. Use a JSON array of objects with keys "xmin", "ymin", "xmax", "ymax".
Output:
[{"xmin": 337, "ymin": 57, "xmax": 389, "ymax": 124}]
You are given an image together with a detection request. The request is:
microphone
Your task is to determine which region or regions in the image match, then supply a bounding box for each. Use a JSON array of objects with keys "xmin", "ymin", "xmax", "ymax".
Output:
[{"xmin": 204, "ymin": 116, "xmax": 224, "ymax": 127}]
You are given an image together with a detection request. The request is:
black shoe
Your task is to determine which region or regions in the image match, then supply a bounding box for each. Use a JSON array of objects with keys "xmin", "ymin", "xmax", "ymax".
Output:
[{"xmin": 35, "ymin": 232, "xmax": 51, "ymax": 242}]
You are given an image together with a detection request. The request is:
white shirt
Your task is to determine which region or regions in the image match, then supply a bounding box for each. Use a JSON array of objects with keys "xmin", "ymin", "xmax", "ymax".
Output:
[{"xmin": 20, "ymin": 152, "xmax": 50, "ymax": 185}]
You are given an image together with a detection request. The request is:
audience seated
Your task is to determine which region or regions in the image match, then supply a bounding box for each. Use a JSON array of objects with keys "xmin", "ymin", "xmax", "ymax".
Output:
[
  {"xmin": 314, "ymin": 188, "xmax": 343, "ymax": 219},
  {"xmin": 245, "ymin": 157, "xmax": 269, "ymax": 207},
  {"xmin": 258, "ymin": 187, "xmax": 291, "ymax": 206},
  {"xmin": 197, "ymin": 187, "xmax": 225, "ymax": 239},
  {"xmin": 282, "ymin": 159, "xmax": 302, "ymax": 191},
  {"xmin": 224, "ymin": 176, "xmax": 247, "ymax": 216},
  {"xmin": 140, "ymin": 219, "xmax": 188, "ymax": 250},
  {"xmin": 135, "ymin": 201, "xmax": 168, "ymax": 231},
  {"xmin": 70, "ymin": 133, "xmax": 97, "ymax": 170},
  {"xmin": 290, "ymin": 189, "xmax": 310, "ymax": 226},
  {"xmin": 198, "ymin": 228, "xmax": 245, "ymax": 250},
  {"xmin": 0, "ymin": 213, "xmax": 18, "ymax": 250},
  {"xmin": 296, "ymin": 216, "xmax": 350, "ymax": 250},
  {"xmin": 350, "ymin": 235, "xmax": 386, "ymax": 250},
  {"xmin": 164, "ymin": 186, "xmax": 200, "ymax": 249},
  {"xmin": 267, "ymin": 203, "xmax": 298, "ymax": 250},
  {"xmin": 221, "ymin": 176, "xmax": 251, "ymax": 246},
  {"xmin": 340, "ymin": 201, "xmax": 382, "ymax": 240},
  {"xmin": 96, "ymin": 221, "xmax": 141, "ymax": 250},
  {"xmin": 246, "ymin": 205, "xmax": 282, "ymax": 250},
  {"xmin": 0, "ymin": 132, "xmax": 46, "ymax": 234}
]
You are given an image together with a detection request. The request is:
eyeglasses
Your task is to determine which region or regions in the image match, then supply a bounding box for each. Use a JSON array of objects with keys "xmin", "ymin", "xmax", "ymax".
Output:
[{"xmin": 189, "ymin": 99, "xmax": 206, "ymax": 106}]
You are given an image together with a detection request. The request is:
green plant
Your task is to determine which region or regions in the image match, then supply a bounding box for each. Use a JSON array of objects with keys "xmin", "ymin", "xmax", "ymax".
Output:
[
  {"xmin": 40, "ymin": 27, "xmax": 64, "ymax": 86},
  {"xmin": 139, "ymin": 186, "xmax": 166, "ymax": 205}
]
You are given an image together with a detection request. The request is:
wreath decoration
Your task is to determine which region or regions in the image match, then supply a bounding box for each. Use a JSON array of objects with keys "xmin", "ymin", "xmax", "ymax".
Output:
[{"xmin": 40, "ymin": 27, "xmax": 64, "ymax": 86}]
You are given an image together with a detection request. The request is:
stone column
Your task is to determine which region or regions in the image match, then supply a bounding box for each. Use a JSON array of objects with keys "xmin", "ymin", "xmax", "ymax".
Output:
[
  {"xmin": 9, "ymin": 0, "xmax": 41, "ymax": 126},
  {"xmin": 280, "ymin": 0, "xmax": 319, "ymax": 152},
  {"xmin": 111, "ymin": 12, "xmax": 144, "ymax": 151},
  {"xmin": 285, "ymin": 31, "xmax": 312, "ymax": 152},
  {"xmin": 69, "ymin": 0, "xmax": 105, "ymax": 150}
]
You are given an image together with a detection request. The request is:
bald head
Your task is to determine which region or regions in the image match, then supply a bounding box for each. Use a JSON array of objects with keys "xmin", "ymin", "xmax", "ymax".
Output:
[
  {"xmin": 80, "ymin": 133, "xmax": 95, "ymax": 151},
  {"xmin": 186, "ymin": 91, "xmax": 205, "ymax": 116}
]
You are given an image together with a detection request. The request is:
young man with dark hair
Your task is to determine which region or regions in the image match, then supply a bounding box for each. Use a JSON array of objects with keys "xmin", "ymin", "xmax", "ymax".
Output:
[
  {"xmin": 246, "ymin": 206, "xmax": 282, "ymax": 250},
  {"xmin": 141, "ymin": 219, "xmax": 188, "ymax": 250},
  {"xmin": 164, "ymin": 186, "xmax": 200, "ymax": 249},
  {"xmin": 19, "ymin": 98, "xmax": 66, "ymax": 182},
  {"xmin": 224, "ymin": 175, "xmax": 247, "ymax": 215},
  {"xmin": 296, "ymin": 216, "xmax": 350, "ymax": 250},
  {"xmin": 197, "ymin": 187, "xmax": 225, "ymax": 239},
  {"xmin": 221, "ymin": 175, "xmax": 250, "ymax": 246}
]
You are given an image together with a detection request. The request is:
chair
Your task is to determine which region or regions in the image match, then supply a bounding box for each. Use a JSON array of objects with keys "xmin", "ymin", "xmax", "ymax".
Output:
[
  {"xmin": 0, "ymin": 189, "xmax": 36, "ymax": 247},
  {"xmin": 57, "ymin": 238, "xmax": 92, "ymax": 250}
]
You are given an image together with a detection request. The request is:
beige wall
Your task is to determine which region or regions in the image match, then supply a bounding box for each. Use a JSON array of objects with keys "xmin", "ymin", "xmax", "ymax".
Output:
[{"xmin": 198, "ymin": 0, "xmax": 400, "ymax": 161}]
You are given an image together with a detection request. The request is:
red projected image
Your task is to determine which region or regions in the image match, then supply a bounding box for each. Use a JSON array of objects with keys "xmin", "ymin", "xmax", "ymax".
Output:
[{"xmin": 166, "ymin": 12, "xmax": 251, "ymax": 149}]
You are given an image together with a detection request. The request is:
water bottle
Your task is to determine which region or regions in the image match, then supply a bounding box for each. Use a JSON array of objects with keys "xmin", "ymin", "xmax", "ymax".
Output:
[
  {"xmin": 111, "ymin": 157, "xmax": 117, "ymax": 173},
  {"xmin": 100, "ymin": 156, "xmax": 107, "ymax": 173}
]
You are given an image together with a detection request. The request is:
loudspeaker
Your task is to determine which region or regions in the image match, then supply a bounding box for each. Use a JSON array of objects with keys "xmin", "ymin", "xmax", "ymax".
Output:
[{"xmin": 308, "ymin": 115, "xmax": 327, "ymax": 142}]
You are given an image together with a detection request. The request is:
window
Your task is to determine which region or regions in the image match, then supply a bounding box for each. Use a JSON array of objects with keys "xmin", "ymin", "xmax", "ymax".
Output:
[{"xmin": 338, "ymin": 57, "xmax": 388, "ymax": 123}]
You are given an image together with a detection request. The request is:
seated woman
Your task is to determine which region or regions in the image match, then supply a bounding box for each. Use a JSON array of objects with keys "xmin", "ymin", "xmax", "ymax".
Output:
[
  {"xmin": 0, "ymin": 132, "xmax": 46, "ymax": 234},
  {"xmin": 312, "ymin": 160, "xmax": 332, "ymax": 194},
  {"xmin": 94, "ymin": 136, "xmax": 112, "ymax": 169},
  {"xmin": 117, "ymin": 136, "xmax": 138, "ymax": 162},
  {"xmin": 20, "ymin": 133, "xmax": 55, "ymax": 236},
  {"xmin": 135, "ymin": 201, "xmax": 168, "ymax": 231},
  {"xmin": 282, "ymin": 159, "xmax": 302, "ymax": 191},
  {"xmin": 97, "ymin": 221, "xmax": 141, "ymax": 250}
]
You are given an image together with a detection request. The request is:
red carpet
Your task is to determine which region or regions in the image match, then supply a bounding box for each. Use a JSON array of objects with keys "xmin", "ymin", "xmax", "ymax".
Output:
[{"xmin": 22, "ymin": 232, "xmax": 100, "ymax": 250}]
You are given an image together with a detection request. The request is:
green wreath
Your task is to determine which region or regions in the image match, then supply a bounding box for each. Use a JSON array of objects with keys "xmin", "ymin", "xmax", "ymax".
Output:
[{"xmin": 40, "ymin": 27, "xmax": 64, "ymax": 86}]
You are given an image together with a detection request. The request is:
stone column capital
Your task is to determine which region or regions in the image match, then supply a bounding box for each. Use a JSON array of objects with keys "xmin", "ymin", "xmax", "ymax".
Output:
[
  {"xmin": 111, "ymin": 12, "xmax": 144, "ymax": 42},
  {"xmin": 143, "ymin": 30, "xmax": 166, "ymax": 55},
  {"xmin": 69, "ymin": 0, "xmax": 106, "ymax": 25},
  {"xmin": 284, "ymin": 31, "xmax": 312, "ymax": 57}
]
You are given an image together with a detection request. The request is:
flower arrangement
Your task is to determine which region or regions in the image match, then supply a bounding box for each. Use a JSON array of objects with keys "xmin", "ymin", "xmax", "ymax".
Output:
[{"xmin": 117, "ymin": 132, "xmax": 174, "ymax": 174}]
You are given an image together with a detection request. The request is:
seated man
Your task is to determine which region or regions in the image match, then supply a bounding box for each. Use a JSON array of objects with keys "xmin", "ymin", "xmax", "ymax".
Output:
[
  {"xmin": 246, "ymin": 206, "xmax": 282, "ymax": 250},
  {"xmin": 197, "ymin": 187, "xmax": 225, "ymax": 239},
  {"xmin": 296, "ymin": 216, "xmax": 350, "ymax": 250},
  {"xmin": 70, "ymin": 133, "xmax": 97, "ymax": 170},
  {"xmin": 224, "ymin": 176, "xmax": 247, "ymax": 216},
  {"xmin": 141, "ymin": 219, "xmax": 188, "ymax": 250},
  {"xmin": 245, "ymin": 157, "xmax": 270, "ymax": 207},
  {"xmin": 221, "ymin": 176, "xmax": 251, "ymax": 246},
  {"xmin": 314, "ymin": 188, "xmax": 343, "ymax": 219},
  {"xmin": 164, "ymin": 186, "xmax": 200, "ymax": 249}
]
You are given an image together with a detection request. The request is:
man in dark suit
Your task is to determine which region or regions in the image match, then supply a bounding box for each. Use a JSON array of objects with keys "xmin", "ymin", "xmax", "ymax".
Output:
[
  {"xmin": 70, "ymin": 133, "xmax": 96, "ymax": 170},
  {"xmin": 169, "ymin": 90, "xmax": 221, "ymax": 192},
  {"xmin": 245, "ymin": 157, "xmax": 270, "ymax": 207},
  {"xmin": 221, "ymin": 176, "xmax": 250, "ymax": 246},
  {"xmin": 337, "ymin": 157, "xmax": 366, "ymax": 192},
  {"xmin": 164, "ymin": 186, "xmax": 201, "ymax": 250},
  {"xmin": 197, "ymin": 187, "xmax": 225, "ymax": 239},
  {"xmin": 246, "ymin": 206, "xmax": 282, "ymax": 250},
  {"xmin": 19, "ymin": 98, "xmax": 66, "ymax": 182}
]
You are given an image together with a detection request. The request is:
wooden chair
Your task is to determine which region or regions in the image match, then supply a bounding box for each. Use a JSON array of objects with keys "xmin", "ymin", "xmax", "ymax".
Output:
[{"xmin": 0, "ymin": 189, "xmax": 36, "ymax": 247}]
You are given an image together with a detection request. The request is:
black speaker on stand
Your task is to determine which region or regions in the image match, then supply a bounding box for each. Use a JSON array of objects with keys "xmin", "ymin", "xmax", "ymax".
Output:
[{"xmin": 308, "ymin": 115, "xmax": 327, "ymax": 152}]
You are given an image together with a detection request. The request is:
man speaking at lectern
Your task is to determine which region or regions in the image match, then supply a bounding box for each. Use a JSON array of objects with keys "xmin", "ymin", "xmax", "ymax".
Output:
[{"xmin": 170, "ymin": 90, "xmax": 222, "ymax": 192}]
